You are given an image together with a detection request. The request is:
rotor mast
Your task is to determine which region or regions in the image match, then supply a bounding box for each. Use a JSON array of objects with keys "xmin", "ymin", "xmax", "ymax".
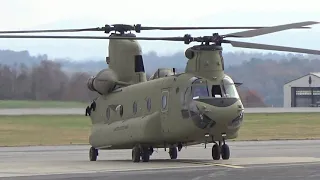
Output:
[
  {"xmin": 105, "ymin": 26, "xmax": 147, "ymax": 84},
  {"xmin": 184, "ymin": 35, "xmax": 226, "ymax": 81}
]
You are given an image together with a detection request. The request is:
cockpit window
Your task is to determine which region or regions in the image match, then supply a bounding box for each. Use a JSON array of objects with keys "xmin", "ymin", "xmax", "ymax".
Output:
[
  {"xmin": 221, "ymin": 76, "xmax": 240, "ymax": 99},
  {"xmin": 191, "ymin": 78, "xmax": 209, "ymax": 98}
]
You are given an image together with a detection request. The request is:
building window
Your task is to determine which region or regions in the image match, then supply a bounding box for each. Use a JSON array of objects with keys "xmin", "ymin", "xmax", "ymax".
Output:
[
  {"xmin": 133, "ymin": 101, "xmax": 137, "ymax": 114},
  {"xmin": 147, "ymin": 98, "xmax": 151, "ymax": 112}
]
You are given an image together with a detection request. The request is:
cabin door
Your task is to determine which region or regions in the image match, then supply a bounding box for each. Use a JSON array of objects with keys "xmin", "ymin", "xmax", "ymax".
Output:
[{"xmin": 160, "ymin": 89, "xmax": 170, "ymax": 133}]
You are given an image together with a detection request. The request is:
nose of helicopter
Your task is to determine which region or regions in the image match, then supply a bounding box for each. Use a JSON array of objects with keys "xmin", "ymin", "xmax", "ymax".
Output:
[{"xmin": 190, "ymin": 97, "xmax": 244, "ymax": 130}]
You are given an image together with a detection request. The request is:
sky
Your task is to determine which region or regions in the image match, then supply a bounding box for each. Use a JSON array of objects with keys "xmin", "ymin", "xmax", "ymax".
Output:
[{"xmin": 0, "ymin": 0, "xmax": 319, "ymax": 60}]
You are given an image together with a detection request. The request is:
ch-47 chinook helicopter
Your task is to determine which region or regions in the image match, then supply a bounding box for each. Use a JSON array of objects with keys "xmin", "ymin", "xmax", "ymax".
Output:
[{"xmin": 1, "ymin": 21, "xmax": 320, "ymax": 162}]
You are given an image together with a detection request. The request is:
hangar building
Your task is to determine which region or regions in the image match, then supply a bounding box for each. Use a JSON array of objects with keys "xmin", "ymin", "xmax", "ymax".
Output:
[{"xmin": 283, "ymin": 72, "xmax": 320, "ymax": 107}]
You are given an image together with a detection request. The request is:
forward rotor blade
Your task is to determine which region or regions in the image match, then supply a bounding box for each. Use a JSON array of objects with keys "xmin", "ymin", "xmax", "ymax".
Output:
[
  {"xmin": 0, "ymin": 28, "xmax": 103, "ymax": 34},
  {"xmin": 224, "ymin": 21, "xmax": 319, "ymax": 38},
  {"xmin": 140, "ymin": 26, "xmax": 310, "ymax": 30},
  {"xmin": 225, "ymin": 40, "xmax": 320, "ymax": 55},
  {"xmin": 0, "ymin": 34, "xmax": 184, "ymax": 41}
]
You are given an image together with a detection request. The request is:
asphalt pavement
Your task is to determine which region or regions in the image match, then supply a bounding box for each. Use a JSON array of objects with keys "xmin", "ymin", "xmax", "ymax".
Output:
[{"xmin": 0, "ymin": 140, "xmax": 320, "ymax": 179}]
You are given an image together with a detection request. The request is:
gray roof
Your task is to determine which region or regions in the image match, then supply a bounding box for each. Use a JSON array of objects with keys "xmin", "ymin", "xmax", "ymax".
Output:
[
  {"xmin": 284, "ymin": 72, "xmax": 320, "ymax": 85},
  {"xmin": 310, "ymin": 72, "xmax": 320, "ymax": 78}
]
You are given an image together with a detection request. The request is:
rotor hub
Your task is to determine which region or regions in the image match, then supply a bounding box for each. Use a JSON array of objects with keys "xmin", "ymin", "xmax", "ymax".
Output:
[{"xmin": 104, "ymin": 24, "xmax": 143, "ymax": 34}]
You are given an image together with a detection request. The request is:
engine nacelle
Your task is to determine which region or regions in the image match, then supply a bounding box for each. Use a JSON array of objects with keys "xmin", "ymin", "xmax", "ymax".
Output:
[{"xmin": 87, "ymin": 69, "xmax": 118, "ymax": 95}]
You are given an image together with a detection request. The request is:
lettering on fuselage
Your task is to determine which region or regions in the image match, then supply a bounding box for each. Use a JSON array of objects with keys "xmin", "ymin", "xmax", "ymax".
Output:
[{"xmin": 114, "ymin": 125, "xmax": 129, "ymax": 131}]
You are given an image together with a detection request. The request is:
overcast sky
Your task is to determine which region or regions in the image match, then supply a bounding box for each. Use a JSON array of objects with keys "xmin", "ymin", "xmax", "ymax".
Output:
[{"xmin": 0, "ymin": 0, "xmax": 319, "ymax": 60}]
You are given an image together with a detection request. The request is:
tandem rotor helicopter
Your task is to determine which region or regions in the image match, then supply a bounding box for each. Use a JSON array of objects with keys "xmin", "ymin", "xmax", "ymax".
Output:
[{"xmin": 1, "ymin": 21, "xmax": 320, "ymax": 162}]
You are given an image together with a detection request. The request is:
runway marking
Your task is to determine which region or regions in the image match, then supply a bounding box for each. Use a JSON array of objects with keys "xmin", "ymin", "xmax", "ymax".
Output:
[
  {"xmin": 93, "ymin": 165, "xmax": 217, "ymax": 173},
  {"xmin": 180, "ymin": 161, "xmax": 245, "ymax": 169}
]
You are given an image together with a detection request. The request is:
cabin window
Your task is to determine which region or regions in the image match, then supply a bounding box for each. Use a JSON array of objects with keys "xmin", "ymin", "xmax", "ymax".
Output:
[
  {"xmin": 106, "ymin": 107, "xmax": 110, "ymax": 122},
  {"xmin": 162, "ymin": 95, "xmax": 167, "ymax": 109},
  {"xmin": 133, "ymin": 101, "xmax": 137, "ymax": 114},
  {"xmin": 161, "ymin": 90, "xmax": 169, "ymax": 111},
  {"xmin": 146, "ymin": 98, "xmax": 151, "ymax": 112},
  {"xmin": 116, "ymin": 105, "xmax": 123, "ymax": 117}
]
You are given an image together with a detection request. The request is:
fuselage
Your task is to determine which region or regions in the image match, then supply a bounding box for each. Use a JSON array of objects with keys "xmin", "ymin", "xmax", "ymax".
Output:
[{"xmin": 88, "ymin": 72, "xmax": 244, "ymax": 150}]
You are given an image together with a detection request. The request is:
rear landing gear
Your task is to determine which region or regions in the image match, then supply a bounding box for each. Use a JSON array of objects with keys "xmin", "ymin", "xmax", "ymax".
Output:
[
  {"xmin": 132, "ymin": 146, "xmax": 141, "ymax": 162},
  {"xmin": 132, "ymin": 145, "xmax": 152, "ymax": 163},
  {"xmin": 89, "ymin": 147, "xmax": 98, "ymax": 161},
  {"xmin": 169, "ymin": 147, "xmax": 178, "ymax": 159}
]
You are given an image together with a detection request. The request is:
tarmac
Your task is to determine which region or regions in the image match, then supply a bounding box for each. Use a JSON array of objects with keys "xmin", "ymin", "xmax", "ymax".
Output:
[
  {"xmin": 1, "ymin": 107, "xmax": 320, "ymax": 179},
  {"xmin": 1, "ymin": 140, "xmax": 320, "ymax": 179}
]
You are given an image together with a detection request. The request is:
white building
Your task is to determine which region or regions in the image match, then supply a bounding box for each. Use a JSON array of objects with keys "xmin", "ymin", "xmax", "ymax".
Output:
[{"xmin": 283, "ymin": 72, "xmax": 320, "ymax": 107}]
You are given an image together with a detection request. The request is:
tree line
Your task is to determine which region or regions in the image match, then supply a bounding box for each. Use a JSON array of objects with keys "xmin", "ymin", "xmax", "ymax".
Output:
[
  {"xmin": 0, "ymin": 60, "xmax": 97, "ymax": 102},
  {"xmin": 0, "ymin": 60, "xmax": 265, "ymax": 107}
]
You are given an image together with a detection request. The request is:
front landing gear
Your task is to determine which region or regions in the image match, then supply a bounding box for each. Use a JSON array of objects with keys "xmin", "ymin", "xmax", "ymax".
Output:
[
  {"xmin": 212, "ymin": 143, "xmax": 221, "ymax": 160},
  {"xmin": 221, "ymin": 143, "xmax": 230, "ymax": 160},
  {"xmin": 89, "ymin": 147, "xmax": 98, "ymax": 161},
  {"xmin": 211, "ymin": 135, "xmax": 230, "ymax": 160}
]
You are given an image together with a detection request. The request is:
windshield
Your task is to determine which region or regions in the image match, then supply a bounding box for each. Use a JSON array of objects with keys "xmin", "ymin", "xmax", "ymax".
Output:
[
  {"xmin": 191, "ymin": 78, "xmax": 209, "ymax": 98},
  {"xmin": 222, "ymin": 76, "xmax": 240, "ymax": 99}
]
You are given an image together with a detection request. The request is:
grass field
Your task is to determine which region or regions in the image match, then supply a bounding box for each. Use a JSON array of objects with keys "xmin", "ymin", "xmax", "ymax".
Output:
[
  {"xmin": 0, "ymin": 100, "xmax": 87, "ymax": 109},
  {"xmin": 0, "ymin": 113, "xmax": 320, "ymax": 146}
]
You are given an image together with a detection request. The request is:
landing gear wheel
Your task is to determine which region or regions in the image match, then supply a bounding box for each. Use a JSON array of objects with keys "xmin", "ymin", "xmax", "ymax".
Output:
[
  {"xmin": 132, "ymin": 146, "xmax": 141, "ymax": 162},
  {"xmin": 89, "ymin": 147, "xmax": 98, "ymax": 161},
  {"xmin": 141, "ymin": 147, "xmax": 150, "ymax": 162},
  {"xmin": 221, "ymin": 144, "xmax": 230, "ymax": 160},
  {"xmin": 212, "ymin": 143, "xmax": 221, "ymax": 160},
  {"xmin": 169, "ymin": 147, "xmax": 178, "ymax": 159}
]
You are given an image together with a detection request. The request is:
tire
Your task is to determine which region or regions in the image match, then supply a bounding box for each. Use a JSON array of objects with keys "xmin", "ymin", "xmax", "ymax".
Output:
[
  {"xmin": 89, "ymin": 147, "xmax": 98, "ymax": 161},
  {"xmin": 141, "ymin": 152, "xmax": 150, "ymax": 162},
  {"xmin": 212, "ymin": 143, "xmax": 221, "ymax": 160},
  {"xmin": 169, "ymin": 147, "xmax": 178, "ymax": 159},
  {"xmin": 221, "ymin": 144, "xmax": 230, "ymax": 160},
  {"xmin": 132, "ymin": 146, "xmax": 141, "ymax": 162},
  {"xmin": 141, "ymin": 147, "xmax": 150, "ymax": 162}
]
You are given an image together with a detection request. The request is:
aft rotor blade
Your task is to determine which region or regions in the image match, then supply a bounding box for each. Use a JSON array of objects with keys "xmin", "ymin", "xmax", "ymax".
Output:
[
  {"xmin": 0, "ymin": 28, "xmax": 103, "ymax": 34},
  {"xmin": 225, "ymin": 40, "xmax": 320, "ymax": 55},
  {"xmin": 0, "ymin": 34, "xmax": 185, "ymax": 41},
  {"xmin": 0, "ymin": 25, "xmax": 311, "ymax": 34},
  {"xmin": 224, "ymin": 21, "xmax": 319, "ymax": 38}
]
